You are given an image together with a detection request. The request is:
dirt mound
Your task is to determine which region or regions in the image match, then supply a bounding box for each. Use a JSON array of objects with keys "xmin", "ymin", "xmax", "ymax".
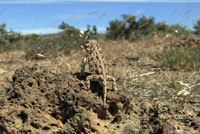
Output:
[
  {"xmin": 0, "ymin": 65, "xmax": 138, "ymax": 134},
  {"xmin": 0, "ymin": 65, "xmax": 200, "ymax": 134}
]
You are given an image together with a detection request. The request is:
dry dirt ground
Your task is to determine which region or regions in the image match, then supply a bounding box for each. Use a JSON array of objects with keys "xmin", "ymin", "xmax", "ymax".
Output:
[{"xmin": 0, "ymin": 38, "xmax": 200, "ymax": 134}]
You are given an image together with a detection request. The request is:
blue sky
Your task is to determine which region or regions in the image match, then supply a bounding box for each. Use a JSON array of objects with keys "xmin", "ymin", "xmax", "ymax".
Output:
[{"xmin": 0, "ymin": 0, "xmax": 200, "ymax": 34}]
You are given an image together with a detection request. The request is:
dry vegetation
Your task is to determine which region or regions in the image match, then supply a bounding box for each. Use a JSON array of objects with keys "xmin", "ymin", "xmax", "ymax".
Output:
[{"xmin": 1, "ymin": 34, "xmax": 200, "ymax": 102}]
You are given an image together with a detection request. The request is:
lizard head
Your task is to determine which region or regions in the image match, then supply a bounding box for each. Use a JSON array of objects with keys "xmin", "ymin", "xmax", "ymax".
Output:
[{"xmin": 81, "ymin": 40, "xmax": 99, "ymax": 53}]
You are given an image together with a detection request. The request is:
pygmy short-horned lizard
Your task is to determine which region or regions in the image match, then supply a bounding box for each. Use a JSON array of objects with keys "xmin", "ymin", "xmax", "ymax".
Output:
[{"xmin": 80, "ymin": 40, "xmax": 117, "ymax": 107}]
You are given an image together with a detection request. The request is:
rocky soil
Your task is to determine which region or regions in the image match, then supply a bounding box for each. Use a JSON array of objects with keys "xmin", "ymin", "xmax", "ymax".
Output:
[
  {"xmin": 0, "ymin": 64, "xmax": 199, "ymax": 134},
  {"xmin": 0, "ymin": 38, "xmax": 200, "ymax": 134}
]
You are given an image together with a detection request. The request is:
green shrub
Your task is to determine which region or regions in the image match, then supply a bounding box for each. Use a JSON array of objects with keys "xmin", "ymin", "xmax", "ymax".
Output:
[
  {"xmin": 150, "ymin": 44, "xmax": 200, "ymax": 71},
  {"xmin": 138, "ymin": 16, "xmax": 155, "ymax": 35},
  {"xmin": 106, "ymin": 14, "xmax": 191, "ymax": 41},
  {"xmin": 194, "ymin": 19, "xmax": 200, "ymax": 35},
  {"xmin": 168, "ymin": 24, "xmax": 190, "ymax": 36},
  {"xmin": 0, "ymin": 23, "xmax": 10, "ymax": 48},
  {"xmin": 7, "ymin": 31, "xmax": 22, "ymax": 43},
  {"xmin": 0, "ymin": 23, "xmax": 22, "ymax": 52},
  {"xmin": 24, "ymin": 22, "xmax": 86, "ymax": 59},
  {"xmin": 106, "ymin": 19, "xmax": 125, "ymax": 40},
  {"xmin": 129, "ymin": 30, "xmax": 143, "ymax": 41},
  {"xmin": 24, "ymin": 34, "xmax": 83, "ymax": 60},
  {"xmin": 155, "ymin": 22, "xmax": 169, "ymax": 33},
  {"xmin": 106, "ymin": 15, "xmax": 156, "ymax": 41},
  {"xmin": 23, "ymin": 34, "xmax": 41, "ymax": 41},
  {"xmin": 0, "ymin": 37, "xmax": 10, "ymax": 52}
]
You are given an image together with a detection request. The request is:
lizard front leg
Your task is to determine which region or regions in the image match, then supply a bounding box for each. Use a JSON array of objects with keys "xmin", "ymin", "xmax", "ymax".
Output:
[
  {"xmin": 80, "ymin": 57, "xmax": 87, "ymax": 76},
  {"xmin": 106, "ymin": 75, "xmax": 117, "ymax": 91},
  {"xmin": 85, "ymin": 75, "xmax": 102, "ymax": 89},
  {"xmin": 85, "ymin": 75, "xmax": 107, "ymax": 107}
]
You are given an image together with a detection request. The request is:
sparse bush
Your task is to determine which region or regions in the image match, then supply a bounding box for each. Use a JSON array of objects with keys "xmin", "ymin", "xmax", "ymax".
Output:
[
  {"xmin": 58, "ymin": 21, "xmax": 69, "ymax": 30},
  {"xmin": 0, "ymin": 23, "xmax": 22, "ymax": 52},
  {"xmin": 0, "ymin": 23, "xmax": 10, "ymax": 47},
  {"xmin": 92, "ymin": 25, "xmax": 97, "ymax": 35},
  {"xmin": 106, "ymin": 14, "xmax": 191, "ymax": 41},
  {"xmin": 18, "ymin": 21, "xmax": 101, "ymax": 60},
  {"xmin": 194, "ymin": 19, "xmax": 200, "ymax": 35},
  {"xmin": 122, "ymin": 14, "xmax": 138, "ymax": 39},
  {"xmin": 155, "ymin": 22, "xmax": 169, "ymax": 33},
  {"xmin": 168, "ymin": 24, "xmax": 189, "ymax": 36},
  {"xmin": 129, "ymin": 30, "xmax": 143, "ymax": 41},
  {"xmin": 0, "ymin": 23, "xmax": 7, "ymax": 37},
  {"xmin": 106, "ymin": 19, "xmax": 125, "ymax": 40},
  {"xmin": 25, "ymin": 38, "xmax": 58, "ymax": 60},
  {"xmin": 6, "ymin": 30, "xmax": 22, "ymax": 43},
  {"xmin": 106, "ymin": 15, "xmax": 156, "ymax": 41},
  {"xmin": 106, "ymin": 14, "xmax": 139, "ymax": 40},
  {"xmin": 23, "ymin": 34, "xmax": 41, "ymax": 41},
  {"xmin": 25, "ymin": 22, "xmax": 85, "ymax": 59},
  {"xmin": 138, "ymin": 16, "xmax": 155, "ymax": 36},
  {"xmin": 0, "ymin": 37, "xmax": 10, "ymax": 51},
  {"xmin": 150, "ymin": 43, "xmax": 200, "ymax": 71}
]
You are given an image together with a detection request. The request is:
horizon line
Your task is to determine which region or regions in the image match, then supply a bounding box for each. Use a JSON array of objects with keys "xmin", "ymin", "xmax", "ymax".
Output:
[{"xmin": 12, "ymin": 26, "xmax": 106, "ymax": 35}]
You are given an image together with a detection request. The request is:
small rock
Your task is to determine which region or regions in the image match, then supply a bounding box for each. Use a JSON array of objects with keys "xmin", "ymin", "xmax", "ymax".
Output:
[
  {"xmin": 0, "ymin": 68, "xmax": 7, "ymax": 74},
  {"xmin": 162, "ymin": 122, "xmax": 174, "ymax": 134}
]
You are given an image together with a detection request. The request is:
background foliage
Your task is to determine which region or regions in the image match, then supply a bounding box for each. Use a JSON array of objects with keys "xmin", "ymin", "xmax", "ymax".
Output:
[{"xmin": 0, "ymin": 15, "xmax": 200, "ymax": 71}]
